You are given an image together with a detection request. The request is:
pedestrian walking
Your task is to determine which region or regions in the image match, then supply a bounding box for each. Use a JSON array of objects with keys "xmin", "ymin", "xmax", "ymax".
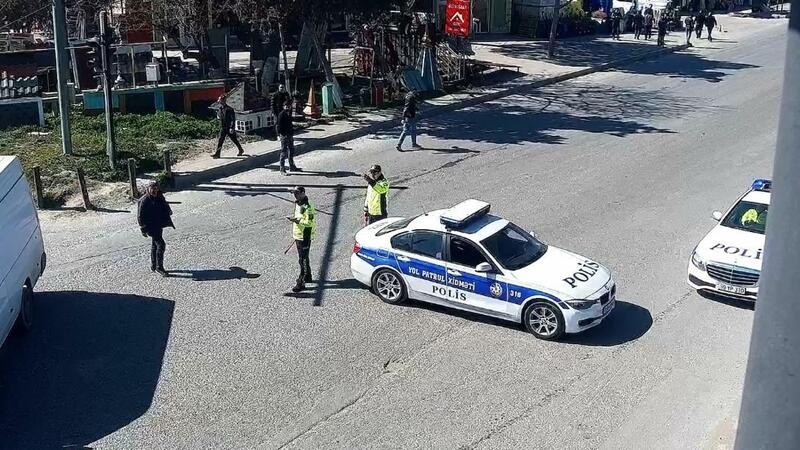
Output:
[
  {"xmin": 271, "ymin": 84, "xmax": 290, "ymax": 118},
  {"xmin": 276, "ymin": 101, "xmax": 299, "ymax": 175},
  {"xmin": 644, "ymin": 13, "xmax": 655, "ymax": 40},
  {"xmin": 695, "ymin": 11, "xmax": 705, "ymax": 39},
  {"xmin": 396, "ymin": 92, "xmax": 422, "ymax": 151},
  {"xmin": 657, "ymin": 16, "xmax": 668, "ymax": 46},
  {"xmin": 212, "ymin": 95, "xmax": 245, "ymax": 159},
  {"xmin": 137, "ymin": 182, "xmax": 175, "ymax": 277},
  {"xmin": 611, "ymin": 9, "xmax": 622, "ymax": 40},
  {"xmin": 705, "ymin": 13, "xmax": 717, "ymax": 41},
  {"xmin": 286, "ymin": 186, "xmax": 316, "ymax": 293},
  {"xmin": 363, "ymin": 165, "xmax": 390, "ymax": 225},
  {"xmin": 634, "ymin": 10, "xmax": 644, "ymax": 39},
  {"xmin": 684, "ymin": 14, "xmax": 695, "ymax": 46}
]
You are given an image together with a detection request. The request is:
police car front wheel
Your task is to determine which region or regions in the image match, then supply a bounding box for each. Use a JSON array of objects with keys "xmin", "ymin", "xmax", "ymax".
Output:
[
  {"xmin": 523, "ymin": 301, "xmax": 565, "ymax": 341},
  {"xmin": 372, "ymin": 269, "xmax": 407, "ymax": 305}
]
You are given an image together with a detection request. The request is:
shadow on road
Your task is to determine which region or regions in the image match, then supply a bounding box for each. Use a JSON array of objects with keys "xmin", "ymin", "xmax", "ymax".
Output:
[
  {"xmin": 0, "ymin": 291, "xmax": 174, "ymax": 449},
  {"xmin": 169, "ymin": 266, "xmax": 261, "ymax": 281},
  {"xmin": 698, "ymin": 290, "xmax": 755, "ymax": 310},
  {"xmin": 562, "ymin": 300, "xmax": 653, "ymax": 346}
]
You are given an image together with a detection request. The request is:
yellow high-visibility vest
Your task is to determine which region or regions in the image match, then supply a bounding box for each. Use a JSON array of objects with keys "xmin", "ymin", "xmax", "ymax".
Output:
[
  {"xmin": 365, "ymin": 178, "xmax": 390, "ymax": 216},
  {"xmin": 293, "ymin": 201, "xmax": 316, "ymax": 241}
]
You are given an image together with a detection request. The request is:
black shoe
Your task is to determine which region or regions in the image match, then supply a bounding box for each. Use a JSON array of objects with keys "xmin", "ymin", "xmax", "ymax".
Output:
[
  {"xmin": 304, "ymin": 276, "xmax": 313, "ymax": 284},
  {"xmin": 412, "ymin": 144, "xmax": 422, "ymax": 149},
  {"xmin": 289, "ymin": 166, "xmax": 302, "ymax": 172},
  {"xmin": 237, "ymin": 151, "xmax": 245, "ymax": 157},
  {"xmin": 156, "ymin": 268, "xmax": 169, "ymax": 277},
  {"xmin": 396, "ymin": 145, "xmax": 403, "ymax": 152},
  {"xmin": 280, "ymin": 167, "xmax": 287, "ymax": 175},
  {"xmin": 292, "ymin": 283, "xmax": 305, "ymax": 293},
  {"xmin": 211, "ymin": 154, "xmax": 220, "ymax": 159},
  {"xmin": 151, "ymin": 266, "xmax": 156, "ymax": 272}
]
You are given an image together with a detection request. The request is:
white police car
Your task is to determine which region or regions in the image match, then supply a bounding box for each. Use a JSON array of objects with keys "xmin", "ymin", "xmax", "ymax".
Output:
[
  {"xmin": 350, "ymin": 200, "xmax": 616, "ymax": 340},
  {"xmin": 687, "ymin": 179, "xmax": 769, "ymax": 301}
]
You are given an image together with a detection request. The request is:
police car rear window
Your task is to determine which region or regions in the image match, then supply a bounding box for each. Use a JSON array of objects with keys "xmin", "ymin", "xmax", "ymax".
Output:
[{"xmin": 376, "ymin": 215, "xmax": 420, "ymax": 236}]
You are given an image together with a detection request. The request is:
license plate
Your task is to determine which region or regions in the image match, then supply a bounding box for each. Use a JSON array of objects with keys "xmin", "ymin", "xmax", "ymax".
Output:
[
  {"xmin": 717, "ymin": 283, "xmax": 746, "ymax": 295},
  {"xmin": 602, "ymin": 299, "xmax": 615, "ymax": 315}
]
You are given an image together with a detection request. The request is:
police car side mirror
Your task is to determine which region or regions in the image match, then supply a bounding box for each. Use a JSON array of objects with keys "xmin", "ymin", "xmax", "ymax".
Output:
[
  {"xmin": 476, "ymin": 262, "xmax": 493, "ymax": 273},
  {"xmin": 712, "ymin": 211, "xmax": 723, "ymax": 221}
]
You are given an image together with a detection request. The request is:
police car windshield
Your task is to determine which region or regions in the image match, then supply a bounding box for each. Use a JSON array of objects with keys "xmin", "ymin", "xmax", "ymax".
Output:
[
  {"xmin": 376, "ymin": 215, "xmax": 419, "ymax": 236},
  {"xmin": 481, "ymin": 223, "xmax": 547, "ymax": 270},
  {"xmin": 721, "ymin": 201, "xmax": 768, "ymax": 235}
]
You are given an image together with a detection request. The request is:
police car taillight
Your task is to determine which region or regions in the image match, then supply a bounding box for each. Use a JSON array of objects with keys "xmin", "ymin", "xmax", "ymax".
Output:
[{"xmin": 353, "ymin": 243, "xmax": 362, "ymax": 253}]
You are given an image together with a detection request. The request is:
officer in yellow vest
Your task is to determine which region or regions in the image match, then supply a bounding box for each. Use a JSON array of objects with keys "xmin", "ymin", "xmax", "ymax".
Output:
[
  {"xmin": 286, "ymin": 186, "xmax": 316, "ymax": 292},
  {"xmin": 363, "ymin": 165, "xmax": 390, "ymax": 224}
]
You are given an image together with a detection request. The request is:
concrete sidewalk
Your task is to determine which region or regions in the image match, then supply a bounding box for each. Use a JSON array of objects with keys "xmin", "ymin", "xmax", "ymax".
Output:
[{"xmin": 170, "ymin": 31, "xmax": 691, "ymax": 189}]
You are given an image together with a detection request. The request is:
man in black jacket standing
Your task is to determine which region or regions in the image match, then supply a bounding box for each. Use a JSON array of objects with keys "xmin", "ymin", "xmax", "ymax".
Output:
[
  {"xmin": 271, "ymin": 84, "xmax": 290, "ymax": 118},
  {"xmin": 137, "ymin": 182, "xmax": 175, "ymax": 276},
  {"xmin": 396, "ymin": 92, "xmax": 422, "ymax": 151},
  {"xmin": 213, "ymin": 96, "xmax": 245, "ymax": 159},
  {"xmin": 277, "ymin": 101, "xmax": 299, "ymax": 175}
]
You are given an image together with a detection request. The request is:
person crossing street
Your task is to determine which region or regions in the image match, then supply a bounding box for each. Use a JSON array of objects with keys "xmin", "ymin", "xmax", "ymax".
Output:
[
  {"xmin": 705, "ymin": 13, "xmax": 717, "ymax": 42},
  {"xmin": 137, "ymin": 182, "xmax": 175, "ymax": 277},
  {"xmin": 286, "ymin": 186, "xmax": 316, "ymax": 292},
  {"xmin": 363, "ymin": 165, "xmax": 390, "ymax": 225},
  {"xmin": 684, "ymin": 14, "xmax": 695, "ymax": 46},
  {"xmin": 212, "ymin": 95, "xmax": 245, "ymax": 159},
  {"xmin": 397, "ymin": 91, "xmax": 422, "ymax": 151}
]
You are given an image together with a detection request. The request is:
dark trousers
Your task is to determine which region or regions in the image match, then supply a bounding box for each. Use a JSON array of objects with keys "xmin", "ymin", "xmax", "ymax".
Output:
[
  {"xmin": 645, "ymin": 26, "xmax": 653, "ymax": 39},
  {"xmin": 214, "ymin": 129, "xmax": 244, "ymax": 156},
  {"xmin": 280, "ymin": 135, "xmax": 296, "ymax": 170},
  {"xmin": 657, "ymin": 32, "xmax": 666, "ymax": 45},
  {"xmin": 706, "ymin": 26, "xmax": 713, "ymax": 41},
  {"xmin": 696, "ymin": 26, "xmax": 703, "ymax": 38},
  {"xmin": 295, "ymin": 240, "xmax": 311, "ymax": 285},
  {"xmin": 150, "ymin": 228, "xmax": 166, "ymax": 270},
  {"xmin": 634, "ymin": 25, "xmax": 642, "ymax": 39},
  {"xmin": 367, "ymin": 214, "xmax": 387, "ymax": 225}
]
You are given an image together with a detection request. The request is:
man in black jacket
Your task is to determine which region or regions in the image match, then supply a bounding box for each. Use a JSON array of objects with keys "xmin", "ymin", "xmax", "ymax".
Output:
[
  {"xmin": 137, "ymin": 182, "xmax": 175, "ymax": 276},
  {"xmin": 705, "ymin": 13, "xmax": 717, "ymax": 42},
  {"xmin": 213, "ymin": 96, "xmax": 245, "ymax": 159},
  {"xmin": 271, "ymin": 84, "xmax": 290, "ymax": 118},
  {"xmin": 276, "ymin": 101, "xmax": 299, "ymax": 175},
  {"xmin": 396, "ymin": 92, "xmax": 422, "ymax": 151}
]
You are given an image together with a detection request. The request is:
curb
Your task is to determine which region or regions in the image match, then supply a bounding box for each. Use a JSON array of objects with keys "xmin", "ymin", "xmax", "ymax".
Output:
[{"xmin": 173, "ymin": 43, "xmax": 690, "ymax": 190}]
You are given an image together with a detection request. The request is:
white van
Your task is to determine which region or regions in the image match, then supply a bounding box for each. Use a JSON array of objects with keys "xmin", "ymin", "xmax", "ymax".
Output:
[{"xmin": 0, "ymin": 156, "xmax": 46, "ymax": 347}]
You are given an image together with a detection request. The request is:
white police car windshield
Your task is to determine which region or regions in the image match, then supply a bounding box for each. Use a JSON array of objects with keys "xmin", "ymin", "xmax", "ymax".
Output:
[
  {"xmin": 481, "ymin": 223, "xmax": 547, "ymax": 270},
  {"xmin": 721, "ymin": 201, "xmax": 768, "ymax": 235}
]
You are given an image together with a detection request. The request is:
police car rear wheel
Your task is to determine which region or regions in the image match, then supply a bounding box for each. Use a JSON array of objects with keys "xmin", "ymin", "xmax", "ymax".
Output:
[
  {"xmin": 373, "ymin": 270, "xmax": 407, "ymax": 305},
  {"xmin": 523, "ymin": 302, "xmax": 564, "ymax": 341}
]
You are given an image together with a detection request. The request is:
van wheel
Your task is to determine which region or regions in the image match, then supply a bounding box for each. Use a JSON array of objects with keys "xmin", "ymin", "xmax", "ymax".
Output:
[
  {"xmin": 523, "ymin": 301, "xmax": 564, "ymax": 341},
  {"xmin": 13, "ymin": 284, "xmax": 34, "ymax": 334},
  {"xmin": 372, "ymin": 269, "xmax": 407, "ymax": 305}
]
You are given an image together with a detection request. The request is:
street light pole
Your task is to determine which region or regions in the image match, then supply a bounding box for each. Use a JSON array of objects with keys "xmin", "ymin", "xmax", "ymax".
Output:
[
  {"xmin": 99, "ymin": 11, "xmax": 117, "ymax": 170},
  {"xmin": 52, "ymin": 0, "xmax": 73, "ymax": 155},
  {"xmin": 735, "ymin": 1, "xmax": 800, "ymax": 448}
]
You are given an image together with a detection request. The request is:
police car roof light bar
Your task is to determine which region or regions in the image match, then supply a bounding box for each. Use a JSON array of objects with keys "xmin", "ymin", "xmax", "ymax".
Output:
[
  {"xmin": 752, "ymin": 179, "xmax": 772, "ymax": 192},
  {"xmin": 440, "ymin": 199, "xmax": 491, "ymax": 229}
]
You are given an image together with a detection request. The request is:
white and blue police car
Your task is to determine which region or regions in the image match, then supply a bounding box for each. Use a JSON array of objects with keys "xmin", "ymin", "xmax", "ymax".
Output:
[
  {"xmin": 688, "ymin": 179, "xmax": 770, "ymax": 301},
  {"xmin": 350, "ymin": 200, "xmax": 616, "ymax": 340}
]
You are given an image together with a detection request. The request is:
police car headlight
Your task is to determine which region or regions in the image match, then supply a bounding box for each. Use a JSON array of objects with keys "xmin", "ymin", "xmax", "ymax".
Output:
[
  {"xmin": 691, "ymin": 251, "xmax": 706, "ymax": 271},
  {"xmin": 566, "ymin": 299, "xmax": 596, "ymax": 310}
]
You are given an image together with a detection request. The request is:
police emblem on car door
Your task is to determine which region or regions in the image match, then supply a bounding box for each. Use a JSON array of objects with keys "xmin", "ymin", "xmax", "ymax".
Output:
[{"xmin": 444, "ymin": 235, "xmax": 509, "ymax": 315}]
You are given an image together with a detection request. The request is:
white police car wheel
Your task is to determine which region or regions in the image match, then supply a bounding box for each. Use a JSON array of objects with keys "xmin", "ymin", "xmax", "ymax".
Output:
[
  {"xmin": 13, "ymin": 284, "xmax": 34, "ymax": 334},
  {"xmin": 373, "ymin": 270, "xmax": 406, "ymax": 305},
  {"xmin": 523, "ymin": 302, "xmax": 564, "ymax": 340}
]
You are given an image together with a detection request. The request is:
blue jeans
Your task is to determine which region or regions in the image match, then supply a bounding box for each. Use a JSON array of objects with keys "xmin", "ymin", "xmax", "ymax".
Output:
[{"xmin": 397, "ymin": 118, "xmax": 417, "ymax": 147}]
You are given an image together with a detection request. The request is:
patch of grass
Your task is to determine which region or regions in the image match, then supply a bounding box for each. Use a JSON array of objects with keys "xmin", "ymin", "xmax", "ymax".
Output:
[{"xmin": 0, "ymin": 107, "xmax": 219, "ymax": 204}]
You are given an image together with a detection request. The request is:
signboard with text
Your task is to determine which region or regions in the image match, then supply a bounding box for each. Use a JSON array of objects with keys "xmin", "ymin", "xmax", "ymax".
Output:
[{"xmin": 444, "ymin": 0, "xmax": 471, "ymax": 38}]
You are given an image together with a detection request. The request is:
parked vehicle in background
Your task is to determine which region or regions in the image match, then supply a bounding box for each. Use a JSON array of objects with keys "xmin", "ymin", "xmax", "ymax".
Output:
[{"xmin": 0, "ymin": 156, "xmax": 46, "ymax": 347}]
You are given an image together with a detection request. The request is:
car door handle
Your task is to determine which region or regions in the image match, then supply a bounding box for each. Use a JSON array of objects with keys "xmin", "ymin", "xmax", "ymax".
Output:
[
  {"xmin": 447, "ymin": 269, "xmax": 462, "ymax": 276},
  {"xmin": 397, "ymin": 256, "xmax": 411, "ymax": 262}
]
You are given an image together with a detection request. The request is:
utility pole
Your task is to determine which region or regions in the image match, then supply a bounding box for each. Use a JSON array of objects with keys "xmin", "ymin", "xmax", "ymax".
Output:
[
  {"xmin": 735, "ymin": 1, "xmax": 800, "ymax": 449},
  {"xmin": 278, "ymin": 21, "xmax": 292, "ymax": 94},
  {"xmin": 52, "ymin": 0, "xmax": 73, "ymax": 155},
  {"xmin": 99, "ymin": 11, "xmax": 117, "ymax": 170},
  {"xmin": 548, "ymin": 0, "xmax": 560, "ymax": 59}
]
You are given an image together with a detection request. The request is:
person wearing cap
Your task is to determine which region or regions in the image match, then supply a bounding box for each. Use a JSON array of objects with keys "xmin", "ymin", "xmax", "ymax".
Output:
[
  {"xmin": 137, "ymin": 182, "xmax": 175, "ymax": 276},
  {"xmin": 213, "ymin": 95, "xmax": 245, "ymax": 159},
  {"xmin": 363, "ymin": 165, "xmax": 390, "ymax": 224},
  {"xmin": 396, "ymin": 91, "xmax": 422, "ymax": 151},
  {"xmin": 286, "ymin": 186, "xmax": 316, "ymax": 292},
  {"xmin": 272, "ymin": 84, "xmax": 290, "ymax": 118}
]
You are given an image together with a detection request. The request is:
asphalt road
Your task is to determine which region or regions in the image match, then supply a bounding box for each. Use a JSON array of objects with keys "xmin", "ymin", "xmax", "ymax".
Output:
[{"xmin": 0, "ymin": 16, "xmax": 788, "ymax": 450}]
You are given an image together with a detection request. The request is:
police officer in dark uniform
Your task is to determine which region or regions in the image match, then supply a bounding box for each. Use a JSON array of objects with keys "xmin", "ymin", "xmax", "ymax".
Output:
[{"xmin": 137, "ymin": 182, "xmax": 175, "ymax": 276}]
